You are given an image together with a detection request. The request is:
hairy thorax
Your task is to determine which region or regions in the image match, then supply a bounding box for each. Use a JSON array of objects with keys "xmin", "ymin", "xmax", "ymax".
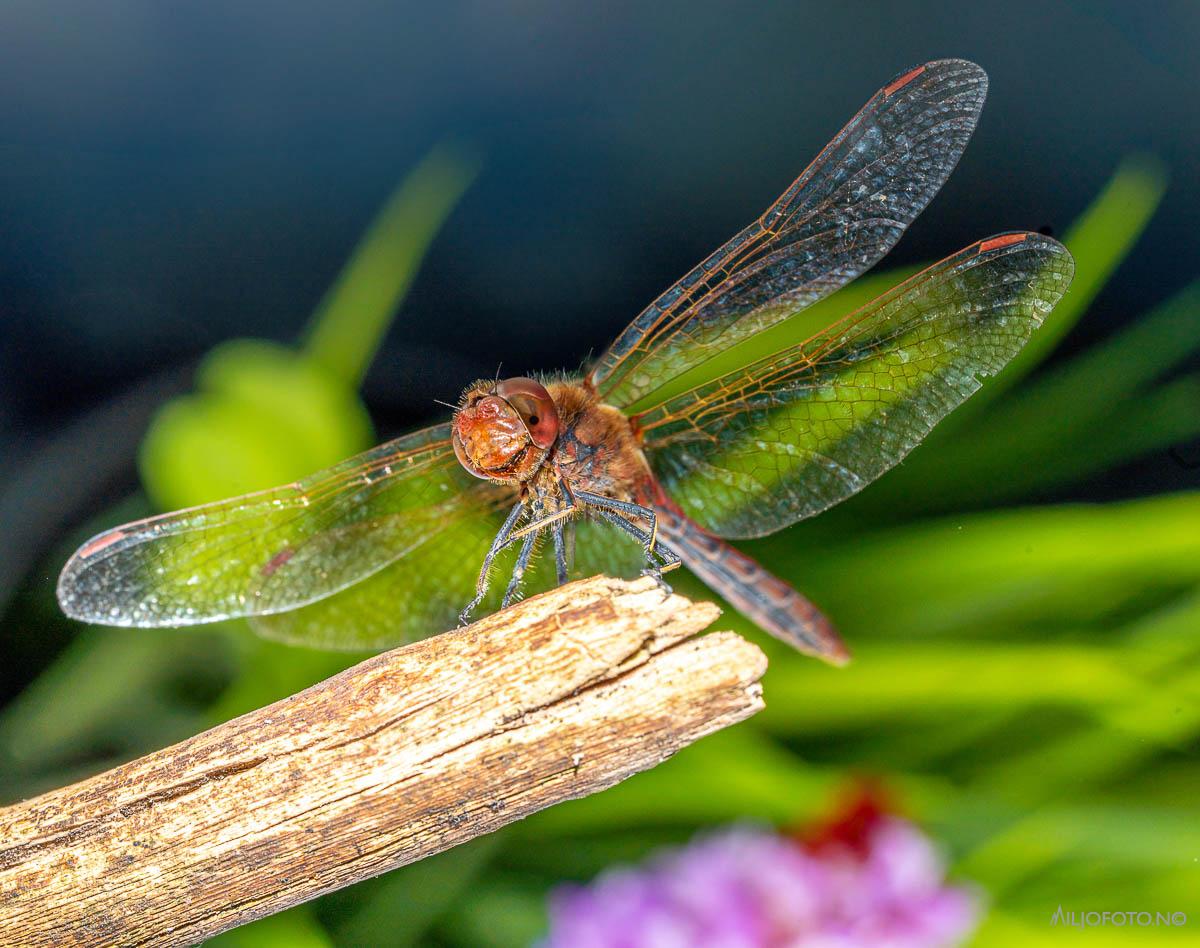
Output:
[{"xmin": 544, "ymin": 381, "xmax": 653, "ymax": 504}]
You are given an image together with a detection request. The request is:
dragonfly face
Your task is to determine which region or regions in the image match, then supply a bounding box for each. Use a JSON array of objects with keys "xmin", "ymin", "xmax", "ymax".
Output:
[
  {"xmin": 57, "ymin": 59, "xmax": 1076, "ymax": 664},
  {"xmin": 451, "ymin": 377, "xmax": 560, "ymax": 484}
]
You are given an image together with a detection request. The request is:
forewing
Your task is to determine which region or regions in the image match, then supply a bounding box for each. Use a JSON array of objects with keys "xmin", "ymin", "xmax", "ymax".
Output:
[
  {"xmin": 589, "ymin": 59, "xmax": 988, "ymax": 409},
  {"xmin": 637, "ymin": 233, "xmax": 1075, "ymax": 538},
  {"xmin": 57, "ymin": 423, "xmax": 514, "ymax": 633}
]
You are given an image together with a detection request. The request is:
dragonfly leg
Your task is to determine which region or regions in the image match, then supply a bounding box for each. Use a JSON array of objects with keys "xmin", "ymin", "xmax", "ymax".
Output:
[
  {"xmin": 459, "ymin": 499, "xmax": 526, "ymax": 626},
  {"xmin": 574, "ymin": 490, "xmax": 674, "ymax": 572},
  {"xmin": 552, "ymin": 475, "xmax": 576, "ymax": 585},
  {"xmin": 507, "ymin": 505, "xmax": 578, "ymax": 542},
  {"xmin": 552, "ymin": 521, "xmax": 569, "ymax": 586},
  {"xmin": 549, "ymin": 472, "xmax": 576, "ymax": 590},
  {"xmin": 587, "ymin": 504, "xmax": 680, "ymax": 593},
  {"xmin": 502, "ymin": 531, "xmax": 538, "ymax": 607},
  {"xmin": 564, "ymin": 518, "xmax": 577, "ymax": 576},
  {"xmin": 463, "ymin": 479, "xmax": 577, "ymax": 621}
]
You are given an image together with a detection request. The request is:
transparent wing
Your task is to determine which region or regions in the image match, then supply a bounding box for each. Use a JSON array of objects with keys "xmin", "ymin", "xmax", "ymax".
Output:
[
  {"xmin": 252, "ymin": 511, "xmax": 650, "ymax": 650},
  {"xmin": 589, "ymin": 59, "xmax": 988, "ymax": 409},
  {"xmin": 248, "ymin": 498, "xmax": 511, "ymax": 650},
  {"xmin": 636, "ymin": 233, "xmax": 1075, "ymax": 539},
  {"xmin": 571, "ymin": 516, "xmax": 648, "ymax": 580},
  {"xmin": 57, "ymin": 423, "xmax": 515, "ymax": 636}
]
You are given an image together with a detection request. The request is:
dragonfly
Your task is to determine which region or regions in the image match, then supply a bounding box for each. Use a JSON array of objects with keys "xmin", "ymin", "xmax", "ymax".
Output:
[{"xmin": 58, "ymin": 59, "xmax": 1074, "ymax": 664}]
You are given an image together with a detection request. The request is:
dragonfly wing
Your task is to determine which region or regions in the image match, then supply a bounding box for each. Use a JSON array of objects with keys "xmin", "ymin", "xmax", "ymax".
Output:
[
  {"xmin": 253, "ymin": 508, "xmax": 650, "ymax": 649},
  {"xmin": 571, "ymin": 516, "xmax": 647, "ymax": 580},
  {"xmin": 636, "ymin": 233, "xmax": 1075, "ymax": 539},
  {"xmin": 590, "ymin": 59, "xmax": 988, "ymax": 409},
  {"xmin": 249, "ymin": 501, "xmax": 512, "ymax": 649},
  {"xmin": 58, "ymin": 423, "xmax": 514, "ymax": 633}
]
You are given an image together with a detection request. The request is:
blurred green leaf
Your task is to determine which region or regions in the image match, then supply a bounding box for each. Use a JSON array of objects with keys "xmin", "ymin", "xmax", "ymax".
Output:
[
  {"xmin": 436, "ymin": 879, "xmax": 548, "ymax": 948},
  {"xmin": 203, "ymin": 633, "xmax": 358, "ymax": 724},
  {"xmin": 975, "ymin": 374, "xmax": 1200, "ymax": 505},
  {"xmin": 759, "ymin": 642, "xmax": 1144, "ymax": 734},
  {"xmin": 140, "ymin": 339, "xmax": 374, "ymax": 510},
  {"xmin": 206, "ymin": 906, "xmax": 333, "ymax": 948},
  {"xmin": 975, "ymin": 910, "xmax": 1194, "ymax": 946},
  {"xmin": 304, "ymin": 144, "xmax": 480, "ymax": 386},
  {"xmin": 0, "ymin": 624, "xmax": 230, "ymax": 780},
  {"xmin": 776, "ymin": 490, "xmax": 1200, "ymax": 640},
  {"xmin": 959, "ymin": 803, "xmax": 1200, "ymax": 894},
  {"xmin": 873, "ymin": 280, "xmax": 1200, "ymax": 509},
  {"xmin": 323, "ymin": 836, "xmax": 501, "ymax": 947}
]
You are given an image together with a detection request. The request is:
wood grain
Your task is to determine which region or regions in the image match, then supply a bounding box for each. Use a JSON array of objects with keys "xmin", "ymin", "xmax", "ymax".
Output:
[{"xmin": 0, "ymin": 575, "xmax": 766, "ymax": 947}]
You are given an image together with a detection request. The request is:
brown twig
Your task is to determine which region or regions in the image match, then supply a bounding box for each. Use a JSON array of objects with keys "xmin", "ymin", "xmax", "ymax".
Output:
[{"xmin": 0, "ymin": 575, "xmax": 766, "ymax": 947}]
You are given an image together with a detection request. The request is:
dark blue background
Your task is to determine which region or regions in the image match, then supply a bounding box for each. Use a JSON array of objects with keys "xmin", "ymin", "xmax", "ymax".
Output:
[{"xmin": 1, "ymin": 1, "xmax": 1197, "ymax": 560}]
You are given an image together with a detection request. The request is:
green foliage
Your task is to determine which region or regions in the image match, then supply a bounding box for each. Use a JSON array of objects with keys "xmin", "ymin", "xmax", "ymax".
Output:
[
  {"xmin": 977, "ymin": 155, "xmax": 1168, "ymax": 400},
  {"xmin": 3, "ymin": 154, "xmax": 1196, "ymax": 948},
  {"xmin": 207, "ymin": 907, "xmax": 335, "ymax": 948},
  {"xmin": 139, "ymin": 145, "xmax": 478, "ymax": 512},
  {"xmin": 0, "ymin": 145, "xmax": 474, "ymax": 788},
  {"xmin": 140, "ymin": 338, "xmax": 375, "ymax": 510},
  {"xmin": 304, "ymin": 144, "xmax": 481, "ymax": 388}
]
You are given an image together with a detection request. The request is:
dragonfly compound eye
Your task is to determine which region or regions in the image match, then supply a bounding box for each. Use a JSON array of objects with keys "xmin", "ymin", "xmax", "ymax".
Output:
[{"xmin": 495, "ymin": 377, "xmax": 560, "ymax": 448}]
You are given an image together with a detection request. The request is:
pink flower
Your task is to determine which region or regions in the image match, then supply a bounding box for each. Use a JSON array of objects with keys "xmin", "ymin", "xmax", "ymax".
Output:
[{"xmin": 541, "ymin": 789, "xmax": 980, "ymax": 947}]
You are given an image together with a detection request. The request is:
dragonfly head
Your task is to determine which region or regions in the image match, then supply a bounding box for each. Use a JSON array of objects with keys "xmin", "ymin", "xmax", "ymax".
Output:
[{"xmin": 452, "ymin": 376, "xmax": 560, "ymax": 484}]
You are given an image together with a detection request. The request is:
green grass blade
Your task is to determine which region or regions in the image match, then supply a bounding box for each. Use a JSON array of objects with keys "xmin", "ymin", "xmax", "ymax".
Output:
[
  {"xmin": 205, "ymin": 906, "xmax": 333, "ymax": 948},
  {"xmin": 325, "ymin": 836, "xmax": 501, "ymax": 947},
  {"xmin": 771, "ymin": 491, "xmax": 1200, "ymax": 640},
  {"xmin": 869, "ymin": 283, "xmax": 1200, "ymax": 510},
  {"xmin": 972, "ymin": 280, "xmax": 1200, "ymax": 455},
  {"xmin": 758, "ymin": 643, "xmax": 1143, "ymax": 734},
  {"xmin": 304, "ymin": 144, "xmax": 480, "ymax": 386},
  {"xmin": 971, "ymin": 155, "xmax": 1168, "ymax": 403},
  {"xmin": 1009, "ymin": 374, "xmax": 1200, "ymax": 497}
]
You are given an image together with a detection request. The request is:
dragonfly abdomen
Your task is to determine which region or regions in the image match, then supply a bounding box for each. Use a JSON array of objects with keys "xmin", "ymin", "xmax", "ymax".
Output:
[{"xmin": 654, "ymin": 497, "xmax": 849, "ymax": 665}]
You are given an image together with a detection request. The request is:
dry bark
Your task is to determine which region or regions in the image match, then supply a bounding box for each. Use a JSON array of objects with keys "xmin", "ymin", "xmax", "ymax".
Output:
[{"xmin": 0, "ymin": 575, "xmax": 766, "ymax": 947}]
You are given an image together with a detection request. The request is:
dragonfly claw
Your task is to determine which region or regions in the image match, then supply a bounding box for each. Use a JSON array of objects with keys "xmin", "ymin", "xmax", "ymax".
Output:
[{"xmin": 640, "ymin": 568, "xmax": 673, "ymax": 596}]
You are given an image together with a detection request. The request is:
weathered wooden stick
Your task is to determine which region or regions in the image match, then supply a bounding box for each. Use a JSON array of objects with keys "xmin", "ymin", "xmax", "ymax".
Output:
[{"xmin": 0, "ymin": 575, "xmax": 766, "ymax": 947}]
